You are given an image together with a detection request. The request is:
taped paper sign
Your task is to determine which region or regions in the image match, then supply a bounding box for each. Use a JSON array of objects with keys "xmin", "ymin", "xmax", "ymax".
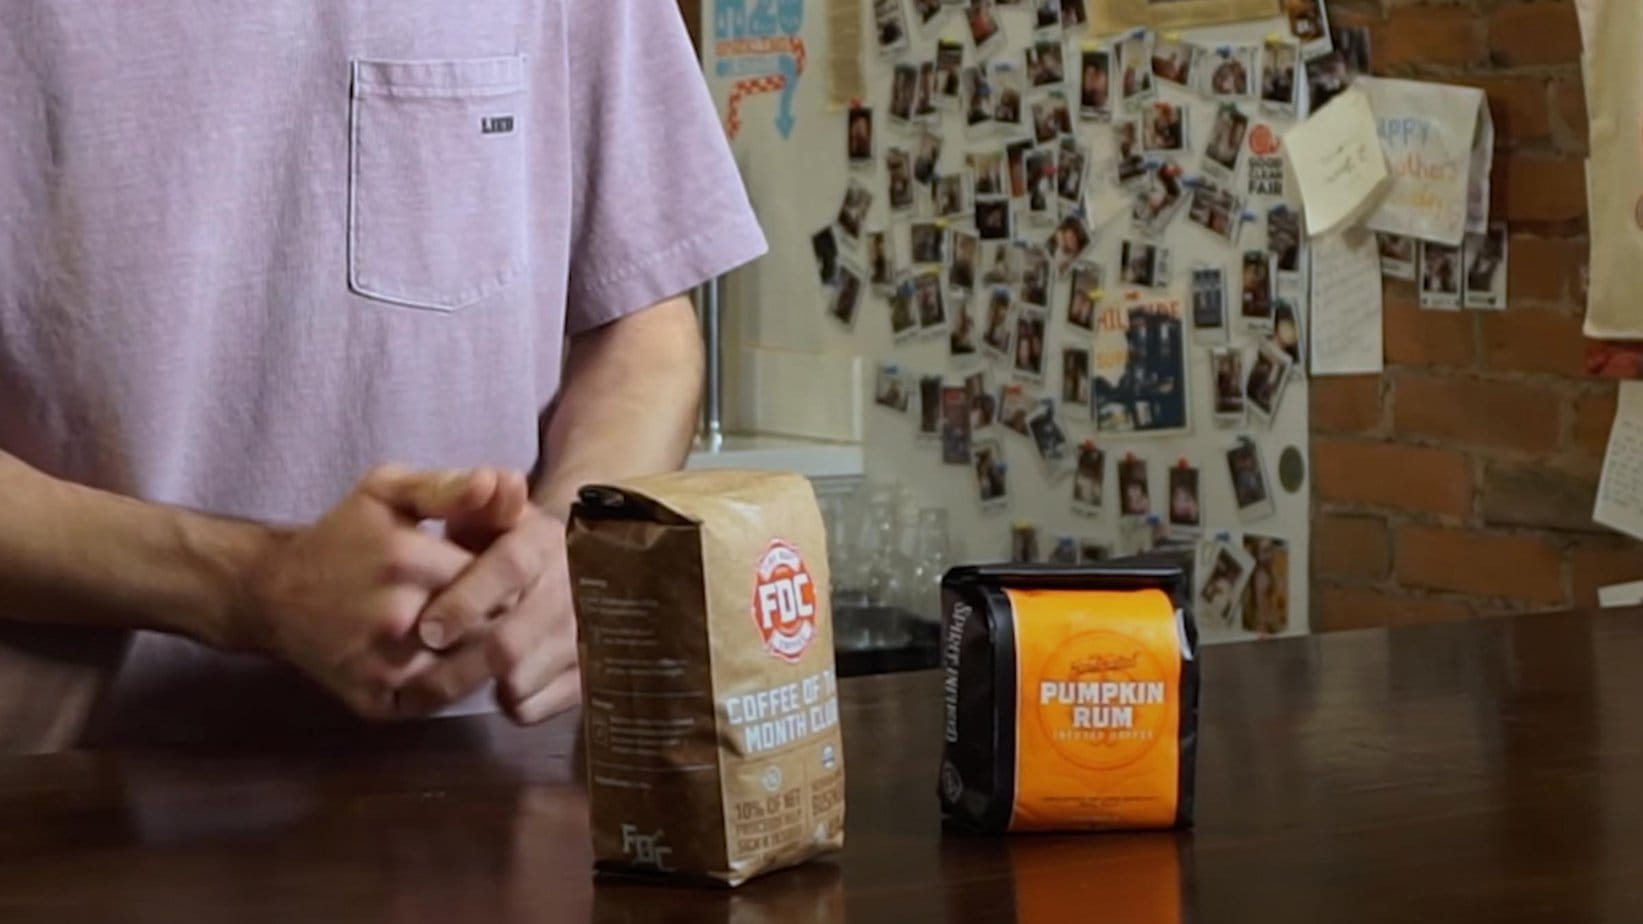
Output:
[
  {"xmin": 1359, "ymin": 77, "xmax": 1493, "ymax": 247},
  {"xmin": 1282, "ymin": 86, "xmax": 1391, "ymax": 237},
  {"xmin": 1087, "ymin": 0, "xmax": 1279, "ymax": 34}
]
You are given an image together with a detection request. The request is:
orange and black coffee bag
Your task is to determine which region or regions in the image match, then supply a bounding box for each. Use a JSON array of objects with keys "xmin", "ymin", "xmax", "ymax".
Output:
[{"xmin": 938, "ymin": 559, "xmax": 1198, "ymax": 833}]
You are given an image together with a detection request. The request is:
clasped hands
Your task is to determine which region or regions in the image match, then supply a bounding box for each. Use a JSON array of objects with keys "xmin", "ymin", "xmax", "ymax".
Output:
[{"xmin": 242, "ymin": 465, "xmax": 579, "ymax": 724}]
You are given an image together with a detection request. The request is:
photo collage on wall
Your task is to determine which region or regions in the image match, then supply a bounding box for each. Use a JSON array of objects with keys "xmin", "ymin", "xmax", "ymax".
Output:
[{"xmin": 844, "ymin": 0, "xmax": 1342, "ymax": 636}]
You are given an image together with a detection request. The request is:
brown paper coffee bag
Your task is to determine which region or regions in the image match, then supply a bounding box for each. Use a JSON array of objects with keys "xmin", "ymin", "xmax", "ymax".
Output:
[{"xmin": 568, "ymin": 470, "xmax": 846, "ymax": 887}]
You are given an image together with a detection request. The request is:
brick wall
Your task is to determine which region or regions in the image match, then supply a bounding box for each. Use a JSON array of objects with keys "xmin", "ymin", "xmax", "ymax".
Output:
[{"xmin": 1311, "ymin": 0, "xmax": 1635, "ymax": 630}]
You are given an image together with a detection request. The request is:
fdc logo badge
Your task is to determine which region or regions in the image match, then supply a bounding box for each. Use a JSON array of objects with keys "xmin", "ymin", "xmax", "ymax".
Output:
[{"xmin": 751, "ymin": 539, "xmax": 817, "ymax": 662}]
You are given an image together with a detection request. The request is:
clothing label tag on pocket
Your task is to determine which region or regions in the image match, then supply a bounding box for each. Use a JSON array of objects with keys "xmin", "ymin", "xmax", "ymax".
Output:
[{"xmin": 482, "ymin": 116, "xmax": 515, "ymax": 135}]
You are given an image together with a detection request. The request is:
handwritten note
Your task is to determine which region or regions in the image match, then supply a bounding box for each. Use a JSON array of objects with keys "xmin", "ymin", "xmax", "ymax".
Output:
[
  {"xmin": 1282, "ymin": 86, "xmax": 1391, "ymax": 238},
  {"xmin": 1309, "ymin": 226, "xmax": 1384, "ymax": 376},
  {"xmin": 1359, "ymin": 77, "xmax": 1492, "ymax": 246},
  {"xmin": 1595, "ymin": 382, "xmax": 1643, "ymax": 542}
]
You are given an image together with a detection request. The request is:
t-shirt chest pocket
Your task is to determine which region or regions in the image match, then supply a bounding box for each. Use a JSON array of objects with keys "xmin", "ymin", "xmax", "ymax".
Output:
[{"xmin": 348, "ymin": 56, "xmax": 528, "ymax": 312}]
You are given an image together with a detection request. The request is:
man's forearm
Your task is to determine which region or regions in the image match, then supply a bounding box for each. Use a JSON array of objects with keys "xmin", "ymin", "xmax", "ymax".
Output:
[
  {"xmin": 0, "ymin": 453, "xmax": 276, "ymax": 650},
  {"xmin": 534, "ymin": 297, "xmax": 705, "ymax": 520}
]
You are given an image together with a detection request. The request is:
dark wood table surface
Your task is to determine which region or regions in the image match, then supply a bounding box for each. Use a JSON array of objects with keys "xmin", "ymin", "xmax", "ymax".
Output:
[{"xmin": 4, "ymin": 610, "xmax": 1643, "ymax": 923}]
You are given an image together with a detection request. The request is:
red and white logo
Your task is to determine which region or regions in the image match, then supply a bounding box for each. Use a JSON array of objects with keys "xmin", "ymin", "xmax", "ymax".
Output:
[
  {"xmin": 1248, "ymin": 123, "xmax": 1280, "ymax": 156},
  {"xmin": 752, "ymin": 539, "xmax": 818, "ymax": 662}
]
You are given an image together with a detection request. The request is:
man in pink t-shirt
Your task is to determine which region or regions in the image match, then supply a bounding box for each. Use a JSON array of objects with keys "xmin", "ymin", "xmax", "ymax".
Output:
[{"xmin": 0, "ymin": 3, "xmax": 766, "ymax": 749}]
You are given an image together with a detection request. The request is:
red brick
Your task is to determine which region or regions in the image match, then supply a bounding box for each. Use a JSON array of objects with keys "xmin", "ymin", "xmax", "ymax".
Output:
[
  {"xmin": 1553, "ymin": 76, "xmax": 1589, "ymax": 153},
  {"xmin": 1480, "ymin": 309, "xmax": 1587, "ymax": 376},
  {"xmin": 1313, "ymin": 585, "xmax": 1475, "ymax": 633},
  {"xmin": 1479, "ymin": 460, "xmax": 1600, "ymax": 533},
  {"xmin": 1506, "ymin": 235, "xmax": 1575, "ymax": 305},
  {"xmin": 1310, "ymin": 376, "xmax": 1382, "ymax": 434},
  {"xmin": 1490, "ymin": 0, "xmax": 1583, "ymax": 68},
  {"xmin": 1383, "ymin": 293, "xmax": 1476, "ymax": 368},
  {"xmin": 1315, "ymin": 514, "xmax": 1391, "ymax": 581},
  {"xmin": 1313, "ymin": 438, "xmax": 1473, "ymax": 517},
  {"xmin": 1459, "ymin": 74, "xmax": 1550, "ymax": 146},
  {"xmin": 1392, "ymin": 372, "xmax": 1562, "ymax": 453},
  {"xmin": 1570, "ymin": 539, "xmax": 1643, "ymax": 608},
  {"xmin": 1375, "ymin": 6, "xmax": 1484, "ymax": 71},
  {"xmin": 1395, "ymin": 524, "xmax": 1565, "ymax": 605},
  {"xmin": 1571, "ymin": 387, "xmax": 1618, "ymax": 460},
  {"xmin": 1502, "ymin": 154, "xmax": 1587, "ymax": 223}
]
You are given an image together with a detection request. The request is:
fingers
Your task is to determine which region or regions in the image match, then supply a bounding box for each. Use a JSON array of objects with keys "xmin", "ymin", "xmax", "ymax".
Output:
[
  {"xmin": 501, "ymin": 665, "xmax": 582, "ymax": 725},
  {"xmin": 486, "ymin": 583, "xmax": 576, "ymax": 708},
  {"xmin": 417, "ymin": 516, "xmax": 551, "ymax": 651},
  {"xmin": 444, "ymin": 469, "xmax": 531, "ymax": 552},
  {"xmin": 378, "ymin": 530, "xmax": 476, "ymax": 592},
  {"xmin": 362, "ymin": 465, "xmax": 503, "ymax": 522},
  {"xmin": 392, "ymin": 638, "xmax": 493, "ymax": 718}
]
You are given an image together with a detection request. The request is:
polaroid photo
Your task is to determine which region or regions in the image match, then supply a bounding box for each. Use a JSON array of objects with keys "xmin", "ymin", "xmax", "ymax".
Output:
[
  {"xmin": 1463, "ymin": 222, "xmax": 1509, "ymax": 311},
  {"xmin": 1079, "ymin": 539, "xmax": 1111, "ymax": 563},
  {"xmin": 1026, "ymin": 38, "xmax": 1066, "ymax": 89},
  {"xmin": 1056, "ymin": 138, "xmax": 1089, "ymax": 209},
  {"xmin": 1276, "ymin": 267, "xmax": 1306, "ymax": 307},
  {"xmin": 1047, "ymin": 535, "xmax": 1080, "ymax": 565},
  {"xmin": 1061, "ymin": 346, "xmax": 1091, "ymax": 409},
  {"xmin": 1010, "ymin": 522, "xmax": 1039, "ymax": 562},
  {"xmin": 1071, "ymin": 441, "xmax": 1105, "ymax": 517},
  {"xmin": 1336, "ymin": 23, "xmax": 1372, "ymax": 76},
  {"xmin": 1306, "ymin": 50, "xmax": 1350, "ymax": 113},
  {"xmin": 963, "ymin": 66, "xmax": 996, "ymax": 137},
  {"xmin": 1066, "ymin": 260, "xmax": 1103, "ymax": 331},
  {"xmin": 1029, "ymin": 90, "xmax": 1073, "ymax": 145},
  {"xmin": 874, "ymin": 0, "xmax": 911, "ymax": 57},
  {"xmin": 917, "ymin": 374, "xmax": 943, "ymax": 442},
  {"xmin": 915, "ymin": 61, "xmax": 940, "ymax": 122},
  {"xmin": 991, "ymin": 62, "xmax": 1026, "ymax": 136},
  {"xmin": 1114, "ymin": 120, "xmax": 1149, "ymax": 189},
  {"xmin": 1286, "ymin": 0, "xmax": 1333, "ymax": 60},
  {"xmin": 1027, "ymin": 397, "xmax": 1073, "ymax": 480},
  {"xmin": 1205, "ymin": 45, "xmax": 1259, "ymax": 101},
  {"xmin": 950, "ymin": 291, "xmax": 981, "ymax": 360},
  {"xmin": 981, "ymin": 240, "xmax": 1021, "ymax": 285},
  {"xmin": 936, "ymin": 40, "xmax": 965, "ymax": 110},
  {"xmin": 1168, "ymin": 464, "xmax": 1203, "ymax": 539},
  {"xmin": 1240, "ymin": 534, "xmax": 1291, "ymax": 635},
  {"xmin": 874, "ymin": 362, "xmax": 913, "ymax": 413},
  {"xmin": 970, "ymin": 151, "xmax": 1007, "ymax": 198},
  {"xmin": 1267, "ymin": 205, "xmax": 1302, "ymax": 274},
  {"xmin": 1191, "ymin": 266, "xmax": 1229, "ymax": 344},
  {"xmin": 1151, "ymin": 35, "xmax": 1196, "ymax": 89},
  {"xmin": 1241, "ymin": 250, "xmax": 1274, "ymax": 329},
  {"xmin": 1117, "ymin": 515, "xmax": 1156, "ymax": 557},
  {"xmin": 914, "ymin": 128, "xmax": 944, "ymax": 187},
  {"xmin": 967, "ymin": 0, "xmax": 1007, "ymax": 60},
  {"xmin": 1420, "ymin": 239, "xmax": 1464, "ymax": 311},
  {"xmin": 1226, "ymin": 438, "xmax": 1276, "ymax": 523},
  {"xmin": 1131, "ymin": 160, "xmax": 1189, "ymax": 237},
  {"xmin": 1198, "ymin": 539, "xmax": 1255, "ymax": 628},
  {"xmin": 866, "ymin": 230, "xmax": 898, "ymax": 293},
  {"xmin": 1046, "ymin": 213, "xmax": 1093, "ymax": 275},
  {"xmin": 811, "ymin": 225, "xmax": 839, "ymax": 286},
  {"xmin": 911, "ymin": 0, "xmax": 947, "ymax": 35},
  {"xmin": 1209, "ymin": 345, "xmax": 1246, "ymax": 428},
  {"xmin": 888, "ymin": 276, "xmax": 920, "ymax": 342},
  {"xmin": 1117, "ymin": 456, "xmax": 1151, "ymax": 518},
  {"xmin": 948, "ymin": 228, "xmax": 980, "ymax": 293},
  {"xmin": 1203, "ymin": 104, "xmax": 1250, "ymax": 184},
  {"xmin": 1079, "ymin": 46, "xmax": 1113, "ymax": 122},
  {"xmin": 1020, "ymin": 245, "xmax": 1053, "ymax": 307},
  {"xmin": 1060, "ymin": 0, "xmax": 1087, "ymax": 29},
  {"xmin": 941, "ymin": 384, "xmax": 973, "ymax": 464},
  {"xmin": 1012, "ymin": 305, "xmax": 1049, "ymax": 383},
  {"xmin": 1117, "ymin": 30, "xmax": 1156, "ymax": 111},
  {"xmin": 1006, "ymin": 139, "xmax": 1034, "ymax": 200},
  {"xmin": 887, "ymin": 147, "xmax": 917, "ymax": 213},
  {"xmin": 966, "ymin": 369, "xmax": 998, "ymax": 432},
  {"xmin": 1120, "ymin": 238, "xmax": 1173, "ymax": 289},
  {"xmin": 973, "ymin": 439, "xmax": 1010, "ymax": 511},
  {"xmin": 1142, "ymin": 101, "xmax": 1188, "ymax": 154},
  {"xmin": 1273, "ymin": 299, "xmax": 1304, "ymax": 369},
  {"xmin": 1034, "ymin": 0, "xmax": 1063, "ymax": 35},
  {"xmin": 1024, "ymin": 146, "xmax": 1059, "ymax": 224},
  {"xmin": 828, "ymin": 262, "xmax": 864, "ymax": 328},
  {"xmin": 975, "ymin": 198, "xmax": 1014, "ymax": 245},
  {"xmin": 910, "ymin": 221, "xmax": 946, "ymax": 266},
  {"xmin": 914, "ymin": 267, "xmax": 949, "ymax": 334},
  {"xmin": 998, "ymin": 382, "xmax": 1035, "ymax": 436},
  {"xmin": 982, "ymin": 286, "xmax": 1016, "ymax": 361},
  {"xmin": 847, "ymin": 106, "xmax": 874, "ymax": 170},
  {"xmin": 1378, "ymin": 232, "xmax": 1417, "ymax": 281},
  {"xmin": 1187, "ymin": 181, "xmax": 1245, "ymax": 246},
  {"xmin": 1244, "ymin": 339, "xmax": 1294, "ymax": 427},
  {"xmin": 836, "ymin": 181, "xmax": 873, "ymax": 242},
  {"xmin": 1092, "ymin": 299, "xmax": 1190, "ymax": 436},
  {"xmin": 935, "ymin": 172, "xmax": 973, "ymax": 220},
  {"xmin": 890, "ymin": 63, "xmax": 919, "ymax": 124},
  {"xmin": 1260, "ymin": 40, "xmax": 1300, "ymax": 118}
]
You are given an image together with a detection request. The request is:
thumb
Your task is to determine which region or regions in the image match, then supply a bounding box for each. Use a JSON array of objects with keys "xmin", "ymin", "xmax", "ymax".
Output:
[{"xmin": 361, "ymin": 465, "xmax": 501, "ymax": 522}]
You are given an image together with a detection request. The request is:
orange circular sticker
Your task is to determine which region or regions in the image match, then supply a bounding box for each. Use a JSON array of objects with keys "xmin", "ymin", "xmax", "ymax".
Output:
[
  {"xmin": 751, "ymin": 539, "xmax": 818, "ymax": 663},
  {"xmin": 1033, "ymin": 629, "xmax": 1170, "ymax": 772},
  {"xmin": 1248, "ymin": 124, "xmax": 1279, "ymax": 157}
]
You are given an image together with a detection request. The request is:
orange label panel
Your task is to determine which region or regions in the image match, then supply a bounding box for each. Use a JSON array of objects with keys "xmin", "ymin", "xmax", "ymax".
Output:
[{"xmin": 1007, "ymin": 588, "xmax": 1182, "ymax": 831}]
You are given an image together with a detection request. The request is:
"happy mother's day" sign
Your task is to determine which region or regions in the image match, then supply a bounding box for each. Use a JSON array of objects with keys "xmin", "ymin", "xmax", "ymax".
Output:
[{"xmin": 1359, "ymin": 77, "xmax": 1493, "ymax": 246}]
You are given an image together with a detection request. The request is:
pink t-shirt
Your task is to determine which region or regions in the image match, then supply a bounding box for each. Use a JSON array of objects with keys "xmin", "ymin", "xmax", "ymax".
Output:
[{"xmin": 0, "ymin": 3, "xmax": 765, "ymax": 741}]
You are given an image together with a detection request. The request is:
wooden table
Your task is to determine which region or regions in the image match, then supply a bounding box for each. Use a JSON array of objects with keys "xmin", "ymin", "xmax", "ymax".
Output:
[{"xmin": 4, "ymin": 610, "xmax": 1643, "ymax": 923}]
